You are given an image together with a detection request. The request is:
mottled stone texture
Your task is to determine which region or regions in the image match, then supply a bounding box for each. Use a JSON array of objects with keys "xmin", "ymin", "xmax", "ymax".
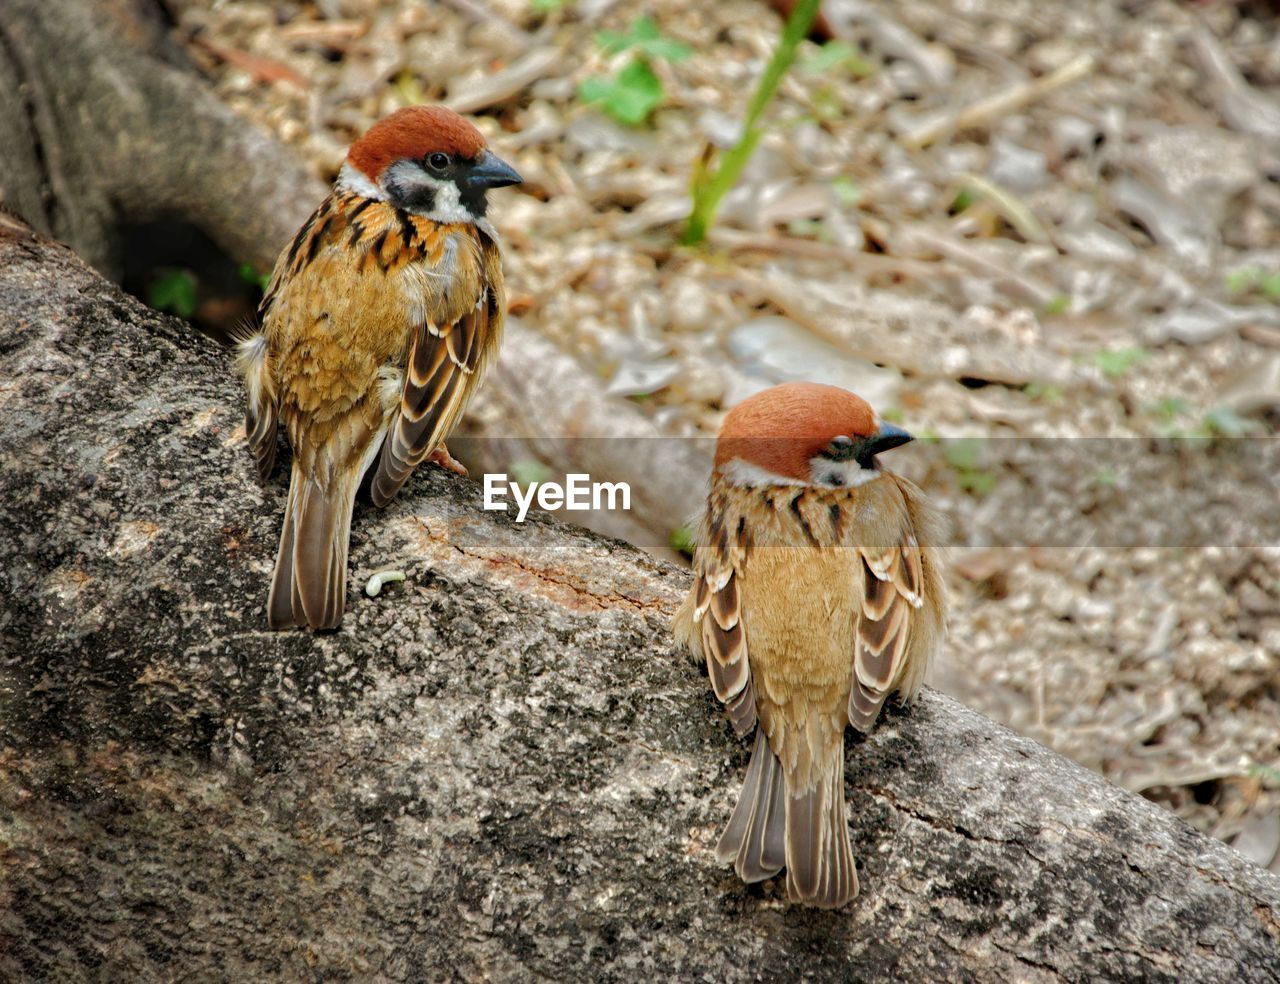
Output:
[{"xmin": 1, "ymin": 224, "xmax": 1277, "ymax": 981}]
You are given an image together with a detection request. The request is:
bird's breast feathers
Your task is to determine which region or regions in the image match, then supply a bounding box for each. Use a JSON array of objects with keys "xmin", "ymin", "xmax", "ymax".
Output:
[{"xmin": 264, "ymin": 193, "xmax": 494, "ymax": 349}]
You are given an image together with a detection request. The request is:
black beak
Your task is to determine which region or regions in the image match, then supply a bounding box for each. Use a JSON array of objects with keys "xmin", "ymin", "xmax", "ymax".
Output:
[
  {"xmin": 856, "ymin": 422, "xmax": 913, "ymax": 467},
  {"xmin": 467, "ymin": 150, "xmax": 522, "ymax": 190}
]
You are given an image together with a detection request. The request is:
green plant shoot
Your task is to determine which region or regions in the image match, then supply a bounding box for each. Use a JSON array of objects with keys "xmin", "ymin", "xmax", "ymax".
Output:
[{"xmin": 681, "ymin": 0, "xmax": 822, "ymax": 245}]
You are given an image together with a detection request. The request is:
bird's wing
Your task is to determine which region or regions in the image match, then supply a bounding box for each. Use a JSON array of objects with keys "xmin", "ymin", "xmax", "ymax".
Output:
[
  {"xmin": 693, "ymin": 492, "xmax": 756, "ymax": 737},
  {"xmin": 369, "ymin": 264, "xmax": 499, "ymax": 507},
  {"xmin": 848, "ymin": 528, "xmax": 925, "ymax": 732}
]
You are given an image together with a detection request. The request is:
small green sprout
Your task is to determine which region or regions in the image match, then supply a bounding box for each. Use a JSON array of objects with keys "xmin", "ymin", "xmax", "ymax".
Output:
[
  {"xmin": 1042, "ymin": 294, "xmax": 1072, "ymax": 316},
  {"xmin": 1090, "ymin": 346, "xmax": 1149, "ymax": 378},
  {"xmin": 879, "ymin": 406, "xmax": 906, "ymax": 424},
  {"xmin": 1226, "ymin": 268, "xmax": 1280, "ymax": 300},
  {"xmin": 510, "ymin": 458, "xmax": 554, "ymax": 487},
  {"xmin": 1149, "ymin": 396, "xmax": 1191, "ymax": 424},
  {"xmin": 148, "ymin": 269, "xmax": 198, "ymax": 319},
  {"xmin": 669, "ymin": 525, "xmax": 696, "ymax": 556},
  {"xmin": 948, "ymin": 188, "xmax": 977, "ymax": 214},
  {"xmin": 1249, "ymin": 763, "xmax": 1280, "ymax": 787},
  {"xmin": 238, "ymin": 263, "xmax": 271, "ymax": 292},
  {"xmin": 579, "ymin": 18, "xmax": 688, "ymax": 126},
  {"xmin": 800, "ymin": 40, "xmax": 873, "ymax": 77},
  {"xmin": 531, "ymin": 0, "xmax": 570, "ymax": 12},
  {"xmin": 1024, "ymin": 382, "xmax": 1064, "ymax": 402},
  {"xmin": 1094, "ymin": 467, "xmax": 1119, "ymax": 487},
  {"xmin": 831, "ymin": 177, "xmax": 861, "ymax": 207},
  {"xmin": 944, "ymin": 438, "xmax": 998, "ymax": 497},
  {"xmin": 786, "ymin": 218, "xmax": 829, "ymax": 241},
  {"xmin": 596, "ymin": 16, "xmax": 691, "ymax": 62},
  {"xmin": 1198, "ymin": 407, "xmax": 1257, "ymax": 438}
]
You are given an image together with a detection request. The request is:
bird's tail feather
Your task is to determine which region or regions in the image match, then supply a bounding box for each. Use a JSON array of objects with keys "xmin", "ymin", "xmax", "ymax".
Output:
[
  {"xmin": 783, "ymin": 747, "xmax": 859, "ymax": 908},
  {"xmin": 267, "ymin": 464, "xmax": 354, "ymax": 630},
  {"xmin": 716, "ymin": 730, "xmax": 786, "ymax": 882}
]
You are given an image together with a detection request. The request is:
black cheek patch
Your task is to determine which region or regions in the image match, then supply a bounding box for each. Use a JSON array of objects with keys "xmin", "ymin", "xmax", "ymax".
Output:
[
  {"xmin": 459, "ymin": 180, "xmax": 488, "ymax": 219},
  {"xmin": 386, "ymin": 174, "xmax": 437, "ymax": 215}
]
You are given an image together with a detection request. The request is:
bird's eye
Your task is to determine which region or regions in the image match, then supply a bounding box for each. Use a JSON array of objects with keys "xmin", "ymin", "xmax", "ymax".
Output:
[
  {"xmin": 825, "ymin": 435, "xmax": 855, "ymax": 457},
  {"xmin": 427, "ymin": 152, "xmax": 450, "ymax": 171}
]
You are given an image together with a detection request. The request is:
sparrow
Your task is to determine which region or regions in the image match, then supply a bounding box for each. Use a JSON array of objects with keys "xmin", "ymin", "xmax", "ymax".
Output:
[
  {"xmin": 235, "ymin": 105, "xmax": 522, "ymax": 630},
  {"xmin": 673, "ymin": 382, "xmax": 947, "ymax": 908}
]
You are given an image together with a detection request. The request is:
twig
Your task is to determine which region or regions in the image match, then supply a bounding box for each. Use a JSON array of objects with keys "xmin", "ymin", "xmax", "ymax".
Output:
[
  {"xmin": 899, "ymin": 227, "xmax": 1058, "ymax": 308},
  {"xmin": 708, "ymin": 227, "xmax": 961, "ymax": 280},
  {"xmin": 901, "ymin": 53, "xmax": 1095, "ymax": 150},
  {"xmin": 446, "ymin": 46, "xmax": 562, "ymax": 114}
]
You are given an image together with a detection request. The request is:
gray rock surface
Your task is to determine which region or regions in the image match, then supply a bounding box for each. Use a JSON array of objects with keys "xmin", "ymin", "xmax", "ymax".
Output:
[{"xmin": 1, "ymin": 222, "xmax": 1278, "ymax": 981}]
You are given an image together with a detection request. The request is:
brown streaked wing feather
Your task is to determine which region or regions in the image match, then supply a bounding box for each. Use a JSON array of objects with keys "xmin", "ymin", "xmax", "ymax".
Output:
[
  {"xmin": 246, "ymin": 399, "xmax": 278, "ymax": 483},
  {"xmin": 848, "ymin": 531, "xmax": 925, "ymax": 732},
  {"xmin": 369, "ymin": 291, "xmax": 489, "ymax": 507},
  {"xmin": 694, "ymin": 492, "xmax": 756, "ymax": 736}
]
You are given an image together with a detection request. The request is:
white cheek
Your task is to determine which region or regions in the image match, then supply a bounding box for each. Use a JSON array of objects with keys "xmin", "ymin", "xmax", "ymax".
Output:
[
  {"xmin": 722, "ymin": 459, "xmax": 807, "ymax": 488},
  {"xmin": 810, "ymin": 457, "xmax": 884, "ymax": 488},
  {"xmin": 336, "ymin": 161, "xmax": 385, "ymax": 200}
]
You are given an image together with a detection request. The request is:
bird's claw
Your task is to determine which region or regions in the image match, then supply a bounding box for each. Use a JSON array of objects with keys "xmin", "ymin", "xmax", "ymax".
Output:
[{"xmin": 428, "ymin": 443, "xmax": 468, "ymax": 477}]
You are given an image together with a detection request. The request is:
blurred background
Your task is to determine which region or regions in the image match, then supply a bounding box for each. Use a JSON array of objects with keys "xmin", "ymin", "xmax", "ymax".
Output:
[{"xmin": 5, "ymin": 0, "xmax": 1277, "ymax": 869}]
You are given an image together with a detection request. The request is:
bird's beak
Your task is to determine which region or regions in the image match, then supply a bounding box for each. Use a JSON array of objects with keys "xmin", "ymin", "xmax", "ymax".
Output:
[
  {"xmin": 468, "ymin": 150, "xmax": 523, "ymax": 190},
  {"xmin": 864, "ymin": 421, "xmax": 913, "ymax": 458}
]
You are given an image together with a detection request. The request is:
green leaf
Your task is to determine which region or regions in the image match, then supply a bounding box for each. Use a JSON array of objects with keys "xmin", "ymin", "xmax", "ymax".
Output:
[
  {"xmin": 1023, "ymin": 382, "xmax": 1064, "ymax": 402},
  {"xmin": 148, "ymin": 269, "xmax": 197, "ymax": 319},
  {"xmin": 1094, "ymin": 467, "xmax": 1118, "ymax": 487},
  {"xmin": 1226, "ymin": 268, "xmax": 1258, "ymax": 295},
  {"xmin": 1224, "ymin": 267, "xmax": 1280, "ymax": 301},
  {"xmin": 959, "ymin": 470, "xmax": 998, "ymax": 496},
  {"xmin": 944, "ymin": 438, "xmax": 997, "ymax": 497},
  {"xmin": 238, "ymin": 263, "xmax": 270, "ymax": 292},
  {"xmin": 510, "ymin": 458, "xmax": 553, "ymax": 487},
  {"xmin": 669, "ymin": 525, "xmax": 696, "ymax": 556},
  {"xmin": 786, "ymin": 218, "xmax": 828, "ymax": 241},
  {"xmin": 1201, "ymin": 406, "xmax": 1256, "ymax": 438},
  {"xmin": 831, "ymin": 177, "xmax": 861, "ymax": 207},
  {"xmin": 801, "ymin": 40, "xmax": 873, "ymax": 76},
  {"xmin": 531, "ymin": 0, "xmax": 569, "ymax": 11},
  {"xmin": 597, "ymin": 17, "xmax": 689, "ymax": 62},
  {"xmin": 1042, "ymin": 294, "xmax": 1071, "ymax": 316},
  {"xmin": 579, "ymin": 58, "xmax": 664, "ymax": 126},
  {"xmin": 1149, "ymin": 396, "xmax": 1191, "ymax": 423},
  {"xmin": 944, "ymin": 438, "xmax": 983, "ymax": 471},
  {"xmin": 1091, "ymin": 346, "xmax": 1148, "ymax": 378},
  {"xmin": 1250, "ymin": 763, "xmax": 1280, "ymax": 787}
]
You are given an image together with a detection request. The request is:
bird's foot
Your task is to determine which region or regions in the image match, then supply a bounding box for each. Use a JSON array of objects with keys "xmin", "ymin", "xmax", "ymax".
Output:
[{"xmin": 428, "ymin": 443, "xmax": 468, "ymax": 477}]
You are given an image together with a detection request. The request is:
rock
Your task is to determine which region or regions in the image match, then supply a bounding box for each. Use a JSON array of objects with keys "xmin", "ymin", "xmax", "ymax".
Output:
[{"xmin": 1, "ymin": 224, "xmax": 1278, "ymax": 981}]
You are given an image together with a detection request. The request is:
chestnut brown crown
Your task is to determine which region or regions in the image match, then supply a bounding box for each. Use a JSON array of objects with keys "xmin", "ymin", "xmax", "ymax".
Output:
[
  {"xmin": 347, "ymin": 106, "xmax": 487, "ymax": 180},
  {"xmin": 715, "ymin": 381, "xmax": 911, "ymax": 483}
]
